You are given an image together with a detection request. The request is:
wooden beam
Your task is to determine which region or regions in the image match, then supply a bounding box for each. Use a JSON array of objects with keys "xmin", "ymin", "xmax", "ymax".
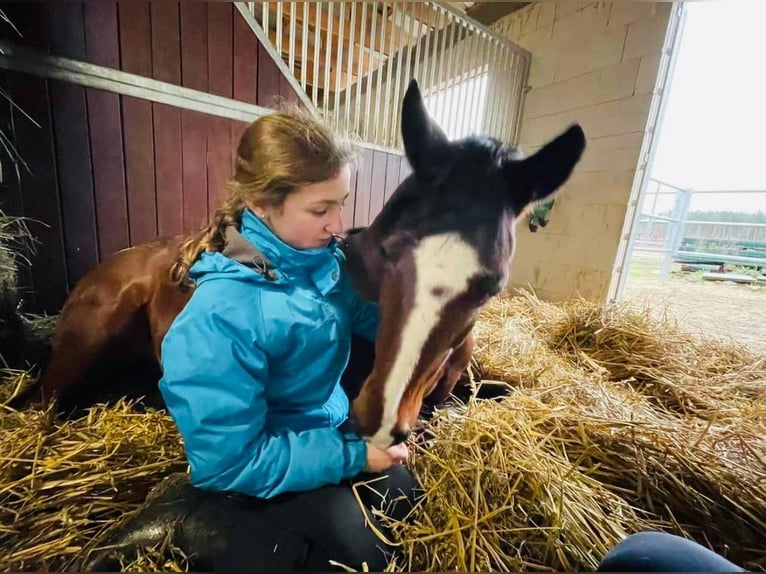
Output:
[{"xmin": 466, "ymin": 2, "xmax": 530, "ymax": 26}]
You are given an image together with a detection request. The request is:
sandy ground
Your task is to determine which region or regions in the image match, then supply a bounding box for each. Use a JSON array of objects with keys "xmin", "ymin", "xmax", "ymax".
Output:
[{"xmin": 623, "ymin": 277, "xmax": 766, "ymax": 356}]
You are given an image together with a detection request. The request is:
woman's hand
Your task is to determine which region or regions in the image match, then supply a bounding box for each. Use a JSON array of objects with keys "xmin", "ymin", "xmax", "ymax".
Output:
[{"xmin": 364, "ymin": 443, "xmax": 410, "ymax": 472}]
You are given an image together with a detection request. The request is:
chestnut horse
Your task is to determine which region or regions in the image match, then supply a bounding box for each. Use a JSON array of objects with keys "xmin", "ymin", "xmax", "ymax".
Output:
[{"xmin": 8, "ymin": 81, "xmax": 585, "ymax": 448}]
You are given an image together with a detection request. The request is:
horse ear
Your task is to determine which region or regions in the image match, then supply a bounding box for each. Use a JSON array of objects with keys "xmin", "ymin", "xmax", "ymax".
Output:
[
  {"xmin": 401, "ymin": 79, "xmax": 449, "ymax": 177},
  {"xmin": 504, "ymin": 124, "xmax": 586, "ymax": 213}
]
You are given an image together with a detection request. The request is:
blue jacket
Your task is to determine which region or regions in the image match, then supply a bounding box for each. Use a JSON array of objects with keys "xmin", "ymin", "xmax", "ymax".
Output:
[{"xmin": 159, "ymin": 209, "xmax": 377, "ymax": 499}]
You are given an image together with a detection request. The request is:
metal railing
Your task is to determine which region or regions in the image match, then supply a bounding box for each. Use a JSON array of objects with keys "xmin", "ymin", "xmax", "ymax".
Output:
[{"xmin": 245, "ymin": 2, "xmax": 530, "ymax": 151}]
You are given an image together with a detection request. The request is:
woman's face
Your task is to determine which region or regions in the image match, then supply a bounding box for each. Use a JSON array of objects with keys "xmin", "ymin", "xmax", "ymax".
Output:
[{"xmin": 258, "ymin": 164, "xmax": 351, "ymax": 250}]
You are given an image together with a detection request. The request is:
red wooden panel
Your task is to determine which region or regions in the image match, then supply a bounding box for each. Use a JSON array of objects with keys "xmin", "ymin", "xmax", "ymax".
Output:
[
  {"xmin": 120, "ymin": 3, "xmax": 157, "ymax": 245},
  {"xmin": 353, "ymin": 149, "xmax": 374, "ymax": 228},
  {"xmin": 342, "ymin": 163, "xmax": 359, "ymax": 232},
  {"xmin": 208, "ymin": 4, "xmax": 234, "ymax": 214},
  {"xmin": 153, "ymin": 105, "xmax": 184, "ymax": 237},
  {"xmin": 257, "ymin": 46, "xmax": 281, "ymax": 108},
  {"xmin": 9, "ymin": 71, "xmax": 68, "ymax": 313},
  {"xmin": 151, "ymin": 3, "xmax": 181, "ymax": 85},
  {"xmin": 84, "ymin": 3, "xmax": 129, "ymax": 257},
  {"xmin": 368, "ymin": 151, "xmax": 389, "ymax": 222},
  {"xmin": 233, "ymin": 9, "xmax": 258, "ymax": 105},
  {"xmin": 279, "ymin": 73, "xmax": 300, "ymax": 106},
  {"xmin": 48, "ymin": 79, "xmax": 99, "ymax": 289},
  {"xmin": 383, "ymin": 154, "xmax": 401, "ymax": 204},
  {"xmin": 84, "ymin": 2, "xmax": 119, "ymax": 68},
  {"xmin": 181, "ymin": 4, "xmax": 209, "ymax": 232},
  {"xmin": 399, "ymin": 156, "xmax": 413, "ymax": 183},
  {"xmin": 151, "ymin": 3, "xmax": 183, "ymax": 237},
  {"xmin": 46, "ymin": 3, "xmax": 86, "ymax": 59}
]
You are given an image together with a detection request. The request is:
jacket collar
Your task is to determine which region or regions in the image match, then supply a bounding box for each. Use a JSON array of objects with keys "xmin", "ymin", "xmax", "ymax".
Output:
[{"xmin": 229, "ymin": 209, "xmax": 342, "ymax": 293}]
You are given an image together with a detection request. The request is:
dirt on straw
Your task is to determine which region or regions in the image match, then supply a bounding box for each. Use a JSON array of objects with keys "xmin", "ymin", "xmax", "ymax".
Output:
[{"xmin": 1, "ymin": 290, "xmax": 765, "ymax": 572}]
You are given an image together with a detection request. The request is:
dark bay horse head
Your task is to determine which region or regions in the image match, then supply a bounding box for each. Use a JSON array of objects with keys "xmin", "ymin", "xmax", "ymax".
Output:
[{"xmin": 345, "ymin": 80, "xmax": 586, "ymax": 447}]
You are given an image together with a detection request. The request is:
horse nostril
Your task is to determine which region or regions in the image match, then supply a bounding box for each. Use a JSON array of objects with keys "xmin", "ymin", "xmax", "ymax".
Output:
[{"xmin": 391, "ymin": 429, "xmax": 411, "ymax": 445}]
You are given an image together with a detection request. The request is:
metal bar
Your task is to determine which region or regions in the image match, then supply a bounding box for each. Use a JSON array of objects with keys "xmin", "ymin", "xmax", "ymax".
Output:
[
  {"xmin": 354, "ymin": 1, "xmax": 368, "ymax": 139},
  {"xmin": 288, "ymin": 2, "xmax": 296, "ymax": 74},
  {"xmin": 391, "ymin": 2, "xmax": 408, "ymax": 148},
  {"xmin": 442, "ymin": 14, "xmax": 458, "ymax": 136},
  {"xmin": 333, "ymin": 2, "xmax": 346, "ymax": 127},
  {"xmin": 382, "ymin": 1, "xmax": 398, "ymax": 146},
  {"xmin": 426, "ymin": 7, "xmax": 442, "ymax": 96},
  {"xmin": 485, "ymin": 40, "xmax": 500, "ymax": 137},
  {"xmin": 301, "ymin": 2, "xmax": 308, "ymax": 90},
  {"xmin": 344, "ymin": 1, "xmax": 356, "ymax": 133},
  {"xmin": 449, "ymin": 23, "xmax": 468, "ymax": 138},
  {"xmin": 235, "ymin": 3, "xmax": 316, "ymax": 112},
  {"xmin": 476, "ymin": 31, "xmax": 491, "ymax": 135},
  {"xmin": 275, "ymin": 2, "xmax": 283, "ymax": 57},
  {"xmin": 312, "ymin": 2, "xmax": 322, "ymax": 106},
  {"xmin": 412, "ymin": 3, "xmax": 423, "ymax": 91},
  {"xmin": 511, "ymin": 51, "xmax": 530, "ymax": 145},
  {"xmin": 0, "ymin": 40, "xmax": 271, "ymax": 122},
  {"xmin": 496, "ymin": 49, "xmax": 513, "ymax": 143},
  {"xmin": 263, "ymin": 2, "xmax": 269, "ymax": 42},
  {"xmin": 439, "ymin": 1, "xmax": 530, "ymax": 60},
  {"xmin": 373, "ymin": 2, "xmax": 389, "ymax": 144},
  {"xmin": 399, "ymin": 1, "xmax": 421, "ymax": 148},
  {"xmin": 459, "ymin": 27, "xmax": 476, "ymax": 138},
  {"xmin": 363, "ymin": 2, "xmax": 378, "ymax": 142},
  {"xmin": 323, "ymin": 2, "xmax": 333, "ymax": 119},
  {"xmin": 434, "ymin": 11, "xmax": 449, "ymax": 125}
]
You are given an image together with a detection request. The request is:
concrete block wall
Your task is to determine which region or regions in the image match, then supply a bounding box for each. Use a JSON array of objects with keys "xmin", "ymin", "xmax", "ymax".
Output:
[{"xmin": 491, "ymin": 2, "xmax": 672, "ymax": 301}]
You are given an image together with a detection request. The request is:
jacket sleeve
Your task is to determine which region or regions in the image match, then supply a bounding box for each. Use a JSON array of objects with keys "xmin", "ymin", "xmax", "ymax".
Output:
[{"xmin": 158, "ymin": 303, "xmax": 368, "ymax": 499}]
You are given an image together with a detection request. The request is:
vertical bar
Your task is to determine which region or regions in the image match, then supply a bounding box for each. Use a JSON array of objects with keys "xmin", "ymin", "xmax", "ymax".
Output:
[
  {"xmin": 486, "ymin": 40, "xmax": 500, "ymax": 137},
  {"xmin": 275, "ymin": 2, "xmax": 283, "ymax": 56},
  {"xmin": 312, "ymin": 3, "xmax": 322, "ymax": 106},
  {"xmin": 390, "ymin": 3, "xmax": 408, "ymax": 148},
  {"xmin": 288, "ymin": 2, "xmax": 296, "ymax": 74},
  {"xmin": 301, "ymin": 1, "xmax": 308, "ymax": 90},
  {"xmin": 412, "ymin": 3, "xmax": 423, "ymax": 90},
  {"xmin": 263, "ymin": 2, "xmax": 269, "ymax": 42},
  {"xmin": 333, "ymin": 2, "xmax": 346, "ymax": 127},
  {"xmin": 441, "ymin": 15, "xmax": 458, "ymax": 136},
  {"xmin": 397, "ymin": 1, "xmax": 420, "ymax": 148},
  {"xmin": 509, "ymin": 50, "xmax": 523, "ymax": 142},
  {"xmin": 449, "ymin": 22, "xmax": 467, "ymax": 138},
  {"xmin": 364, "ymin": 1, "xmax": 378, "ymax": 142},
  {"xmin": 373, "ymin": 2, "xmax": 388, "ymax": 144},
  {"xmin": 382, "ymin": 1, "xmax": 397, "ymax": 146},
  {"xmin": 344, "ymin": 1, "xmax": 356, "ymax": 132},
  {"xmin": 323, "ymin": 2, "xmax": 333, "ymax": 119},
  {"xmin": 354, "ymin": 1, "xmax": 368, "ymax": 139},
  {"xmin": 464, "ymin": 30, "xmax": 482, "ymax": 137},
  {"xmin": 434, "ymin": 12, "xmax": 450, "ymax": 127},
  {"xmin": 420, "ymin": 3, "xmax": 432, "ymax": 90},
  {"xmin": 476, "ymin": 34, "xmax": 491, "ymax": 136},
  {"xmin": 497, "ymin": 50, "xmax": 514, "ymax": 143},
  {"xmin": 428, "ymin": 7, "xmax": 443, "ymax": 95},
  {"xmin": 512, "ymin": 52, "xmax": 530, "ymax": 145}
]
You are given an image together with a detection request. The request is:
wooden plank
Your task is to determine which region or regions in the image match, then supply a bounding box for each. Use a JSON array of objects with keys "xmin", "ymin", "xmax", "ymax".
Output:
[
  {"xmin": 208, "ymin": 4, "xmax": 233, "ymax": 214},
  {"xmin": 9, "ymin": 70, "xmax": 68, "ymax": 313},
  {"xmin": 368, "ymin": 150, "xmax": 388, "ymax": 222},
  {"xmin": 383, "ymin": 154, "xmax": 400, "ymax": 204},
  {"xmin": 181, "ymin": 3, "xmax": 209, "ymax": 232},
  {"xmin": 233, "ymin": 8, "xmax": 258, "ymax": 105},
  {"xmin": 353, "ymin": 148, "xmax": 374, "ymax": 228},
  {"xmin": 151, "ymin": 3, "xmax": 182, "ymax": 85},
  {"xmin": 279, "ymin": 72, "xmax": 300, "ymax": 106},
  {"xmin": 151, "ymin": 3, "xmax": 183, "ymax": 237},
  {"xmin": 120, "ymin": 3, "xmax": 157, "ymax": 245},
  {"xmin": 257, "ymin": 44, "xmax": 282, "ymax": 108},
  {"xmin": 85, "ymin": 3, "xmax": 129, "ymax": 257},
  {"xmin": 46, "ymin": 1, "xmax": 104, "ymax": 286},
  {"xmin": 342, "ymin": 162, "xmax": 358, "ymax": 232}
]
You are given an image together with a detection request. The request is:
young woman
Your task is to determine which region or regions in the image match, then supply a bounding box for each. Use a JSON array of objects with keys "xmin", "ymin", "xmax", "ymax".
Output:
[{"xmin": 131, "ymin": 108, "xmax": 418, "ymax": 572}]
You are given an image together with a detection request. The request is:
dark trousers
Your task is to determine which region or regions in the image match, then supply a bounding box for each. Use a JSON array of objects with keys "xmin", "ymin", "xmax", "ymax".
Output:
[
  {"xmin": 598, "ymin": 531, "xmax": 746, "ymax": 572},
  {"xmin": 84, "ymin": 465, "xmax": 421, "ymax": 573}
]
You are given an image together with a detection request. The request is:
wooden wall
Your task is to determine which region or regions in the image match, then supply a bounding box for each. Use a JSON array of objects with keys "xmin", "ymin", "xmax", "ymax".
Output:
[{"xmin": 0, "ymin": 2, "xmax": 410, "ymax": 315}]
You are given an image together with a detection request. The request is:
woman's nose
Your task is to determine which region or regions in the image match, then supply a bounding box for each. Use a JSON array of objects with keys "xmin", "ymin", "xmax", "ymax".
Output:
[{"xmin": 326, "ymin": 208, "xmax": 343, "ymax": 235}]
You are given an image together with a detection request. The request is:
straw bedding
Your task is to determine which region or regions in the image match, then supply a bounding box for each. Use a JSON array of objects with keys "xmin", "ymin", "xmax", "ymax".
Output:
[{"xmin": 1, "ymin": 291, "xmax": 765, "ymax": 572}]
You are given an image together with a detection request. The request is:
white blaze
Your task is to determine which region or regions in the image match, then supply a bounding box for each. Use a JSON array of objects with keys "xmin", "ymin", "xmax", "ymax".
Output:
[{"xmin": 369, "ymin": 232, "xmax": 484, "ymax": 447}]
